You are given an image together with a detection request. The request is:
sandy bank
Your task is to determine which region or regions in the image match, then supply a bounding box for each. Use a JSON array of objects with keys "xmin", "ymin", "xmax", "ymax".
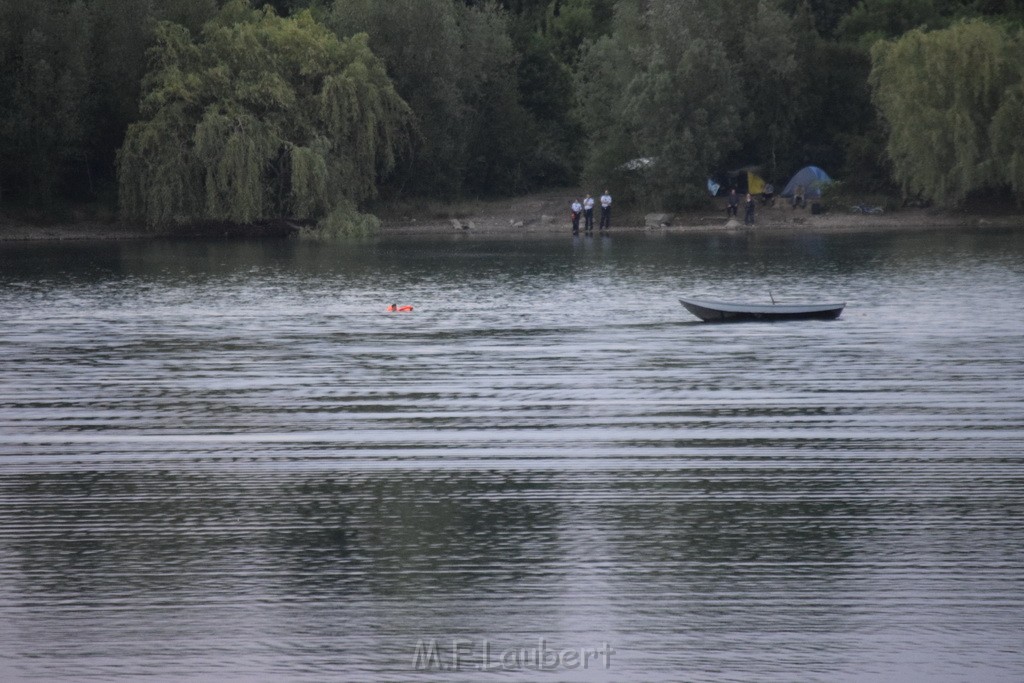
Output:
[
  {"xmin": 377, "ymin": 190, "xmax": 1023, "ymax": 237},
  {"xmin": 2, "ymin": 190, "xmax": 1021, "ymax": 241}
]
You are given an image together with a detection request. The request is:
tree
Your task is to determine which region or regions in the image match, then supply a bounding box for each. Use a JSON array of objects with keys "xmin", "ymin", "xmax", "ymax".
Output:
[
  {"xmin": 458, "ymin": 4, "xmax": 534, "ymax": 194},
  {"xmin": 0, "ymin": 0, "xmax": 91, "ymax": 204},
  {"xmin": 787, "ymin": 34, "xmax": 885, "ymax": 187},
  {"xmin": 0, "ymin": 0, "xmax": 225, "ymax": 207},
  {"xmin": 545, "ymin": 0, "xmax": 614, "ymax": 65},
  {"xmin": 870, "ymin": 19, "xmax": 1024, "ymax": 205},
  {"xmin": 991, "ymin": 77, "xmax": 1024, "ymax": 199},
  {"xmin": 84, "ymin": 0, "xmax": 170, "ymax": 202},
  {"xmin": 576, "ymin": 0, "xmax": 742, "ymax": 208},
  {"xmin": 737, "ymin": 0, "xmax": 803, "ymax": 182},
  {"xmin": 328, "ymin": 0, "xmax": 534, "ymax": 197},
  {"xmin": 117, "ymin": 1, "xmax": 412, "ymax": 227},
  {"xmin": 513, "ymin": 29, "xmax": 581, "ymax": 186},
  {"xmin": 778, "ymin": 0, "xmax": 861, "ymax": 36},
  {"xmin": 838, "ymin": 0, "xmax": 947, "ymax": 48}
]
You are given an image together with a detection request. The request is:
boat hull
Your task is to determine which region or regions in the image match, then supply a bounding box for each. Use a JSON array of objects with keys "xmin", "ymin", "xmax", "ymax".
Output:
[{"xmin": 679, "ymin": 297, "xmax": 844, "ymax": 322}]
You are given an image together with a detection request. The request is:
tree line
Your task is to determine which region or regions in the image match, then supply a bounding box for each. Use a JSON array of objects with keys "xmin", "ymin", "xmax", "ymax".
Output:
[{"xmin": 1, "ymin": 0, "xmax": 1023, "ymax": 231}]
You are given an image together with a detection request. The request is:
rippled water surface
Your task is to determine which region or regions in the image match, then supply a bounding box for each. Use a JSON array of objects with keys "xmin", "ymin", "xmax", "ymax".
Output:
[{"xmin": 2, "ymin": 228, "xmax": 1023, "ymax": 681}]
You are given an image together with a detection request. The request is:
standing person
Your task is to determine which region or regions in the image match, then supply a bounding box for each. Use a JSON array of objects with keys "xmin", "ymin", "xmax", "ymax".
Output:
[
  {"xmin": 583, "ymin": 194, "xmax": 595, "ymax": 232},
  {"xmin": 570, "ymin": 198, "xmax": 582, "ymax": 235},
  {"xmin": 599, "ymin": 189, "xmax": 612, "ymax": 230},
  {"xmin": 726, "ymin": 188, "xmax": 739, "ymax": 218},
  {"xmin": 744, "ymin": 193, "xmax": 756, "ymax": 225}
]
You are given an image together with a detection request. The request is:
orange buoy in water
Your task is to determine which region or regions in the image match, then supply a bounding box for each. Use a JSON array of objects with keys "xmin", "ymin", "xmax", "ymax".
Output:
[{"xmin": 386, "ymin": 304, "xmax": 414, "ymax": 312}]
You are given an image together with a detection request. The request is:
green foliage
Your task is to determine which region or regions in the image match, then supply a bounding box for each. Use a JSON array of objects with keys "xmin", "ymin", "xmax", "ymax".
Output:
[
  {"xmin": 328, "ymin": 0, "xmax": 539, "ymax": 197},
  {"xmin": 117, "ymin": 2, "xmax": 412, "ymax": 226},
  {"xmin": 458, "ymin": 4, "xmax": 533, "ymax": 193},
  {"xmin": 870, "ymin": 19, "xmax": 1024, "ymax": 205},
  {"xmin": 576, "ymin": 0, "xmax": 874, "ymax": 207},
  {"xmin": 0, "ymin": 0, "xmax": 91, "ymax": 203},
  {"xmin": 574, "ymin": 35, "xmax": 637, "ymax": 198},
  {"xmin": 155, "ymin": 0, "xmax": 221, "ymax": 33},
  {"xmin": 778, "ymin": 0, "xmax": 862, "ymax": 35},
  {"xmin": 839, "ymin": 0, "xmax": 1024, "ymax": 47},
  {"xmin": 787, "ymin": 36, "xmax": 882, "ymax": 185},
  {"xmin": 990, "ymin": 76, "xmax": 1024, "ymax": 199},
  {"xmin": 739, "ymin": 0, "xmax": 803, "ymax": 181},
  {"xmin": 5, "ymin": 0, "xmax": 1024, "ymax": 215},
  {"xmin": 300, "ymin": 200, "xmax": 380, "ymax": 238},
  {"xmin": 577, "ymin": 0, "xmax": 744, "ymax": 209},
  {"xmin": 0, "ymin": 0, "xmax": 222, "ymax": 207},
  {"xmin": 839, "ymin": 0, "xmax": 947, "ymax": 48},
  {"xmin": 328, "ymin": 0, "xmax": 465, "ymax": 196},
  {"xmin": 514, "ymin": 30, "xmax": 582, "ymax": 186},
  {"xmin": 264, "ymin": 0, "xmax": 331, "ymax": 16},
  {"xmin": 837, "ymin": 120, "xmax": 896, "ymax": 193},
  {"xmin": 545, "ymin": 0, "xmax": 614, "ymax": 64}
]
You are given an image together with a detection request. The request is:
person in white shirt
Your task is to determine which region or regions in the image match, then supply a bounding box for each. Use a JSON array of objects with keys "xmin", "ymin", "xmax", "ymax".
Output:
[
  {"xmin": 599, "ymin": 190, "xmax": 612, "ymax": 230},
  {"xmin": 570, "ymin": 199, "xmax": 583, "ymax": 234},
  {"xmin": 583, "ymin": 194, "xmax": 595, "ymax": 232}
]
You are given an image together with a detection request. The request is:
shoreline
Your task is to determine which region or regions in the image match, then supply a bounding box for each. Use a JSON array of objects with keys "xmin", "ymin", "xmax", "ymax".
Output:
[
  {"xmin": 2, "ymin": 191, "xmax": 1021, "ymax": 242},
  {"xmin": 374, "ymin": 190, "xmax": 1023, "ymax": 236},
  {"xmin": 378, "ymin": 209, "xmax": 1022, "ymax": 238}
]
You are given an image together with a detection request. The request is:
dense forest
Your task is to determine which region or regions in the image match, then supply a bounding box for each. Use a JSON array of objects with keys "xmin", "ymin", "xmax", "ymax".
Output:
[{"xmin": 1, "ymin": 0, "xmax": 1023, "ymax": 230}]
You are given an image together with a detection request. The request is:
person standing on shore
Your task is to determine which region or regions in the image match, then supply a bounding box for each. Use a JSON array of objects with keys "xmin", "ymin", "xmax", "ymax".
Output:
[
  {"xmin": 599, "ymin": 189, "xmax": 612, "ymax": 230},
  {"xmin": 583, "ymin": 194, "xmax": 595, "ymax": 232},
  {"xmin": 744, "ymin": 193, "xmax": 756, "ymax": 225},
  {"xmin": 570, "ymin": 198, "xmax": 583, "ymax": 234}
]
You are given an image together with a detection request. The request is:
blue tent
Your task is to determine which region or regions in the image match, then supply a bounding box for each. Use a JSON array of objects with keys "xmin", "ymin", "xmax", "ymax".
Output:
[{"xmin": 781, "ymin": 166, "xmax": 831, "ymax": 198}]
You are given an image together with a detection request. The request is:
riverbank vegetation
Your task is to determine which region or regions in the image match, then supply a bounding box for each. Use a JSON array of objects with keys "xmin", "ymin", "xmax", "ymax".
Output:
[{"xmin": 1, "ymin": 0, "xmax": 1023, "ymax": 234}]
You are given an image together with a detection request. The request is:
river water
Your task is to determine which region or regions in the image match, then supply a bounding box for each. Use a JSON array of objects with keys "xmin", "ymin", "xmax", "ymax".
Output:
[{"xmin": 1, "ymin": 227, "xmax": 1023, "ymax": 682}]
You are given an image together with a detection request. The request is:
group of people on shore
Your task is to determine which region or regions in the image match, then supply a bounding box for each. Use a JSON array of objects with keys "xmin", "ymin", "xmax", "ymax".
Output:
[
  {"xmin": 571, "ymin": 190, "xmax": 612, "ymax": 234},
  {"xmin": 725, "ymin": 189, "xmax": 759, "ymax": 225},
  {"xmin": 725, "ymin": 181, "xmax": 807, "ymax": 225},
  {"xmin": 566, "ymin": 183, "xmax": 809, "ymax": 232}
]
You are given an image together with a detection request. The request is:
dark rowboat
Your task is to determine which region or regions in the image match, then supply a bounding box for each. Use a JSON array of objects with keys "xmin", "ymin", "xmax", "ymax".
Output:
[{"xmin": 679, "ymin": 296, "xmax": 845, "ymax": 322}]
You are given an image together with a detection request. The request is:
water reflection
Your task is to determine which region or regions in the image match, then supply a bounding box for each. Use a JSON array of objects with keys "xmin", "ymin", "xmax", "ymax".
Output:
[{"xmin": 1, "ymin": 228, "xmax": 1023, "ymax": 681}]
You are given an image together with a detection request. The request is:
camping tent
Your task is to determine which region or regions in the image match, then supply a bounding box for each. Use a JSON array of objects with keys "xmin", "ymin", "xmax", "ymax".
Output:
[
  {"xmin": 781, "ymin": 166, "xmax": 831, "ymax": 198},
  {"xmin": 709, "ymin": 166, "xmax": 768, "ymax": 196},
  {"xmin": 747, "ymin": 171, "xmax": 766, "ymax": 195}
]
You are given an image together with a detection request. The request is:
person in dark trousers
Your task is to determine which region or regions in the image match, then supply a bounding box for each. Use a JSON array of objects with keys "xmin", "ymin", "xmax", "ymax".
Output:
[
  {"xmin": 726, "ymin": 188, "xmax": 739, "ymax": 218},
  {"xmin": 583, "ymin": 194, "xmax": 595, "ymax": 232},
  {"xmin": 570, "ymin": 199, "xmax": 582, "ymax": 234},
  {"xmin": 744, "ymin": 193, "xmax": 756, "ymax": 225},
  {"xmin": 599, "ymin": 190, "xmax": 612, "ymax": 230}
]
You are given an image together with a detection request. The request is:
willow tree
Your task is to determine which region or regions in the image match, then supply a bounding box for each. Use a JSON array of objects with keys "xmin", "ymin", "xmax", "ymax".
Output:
[
  {"xmin": 991, "ymin": 78, "xmax": 1024, "ymax": 200},
  {"xmin": 870, "ymin": 20, "xmax": 1024, "ymax": 206},
  {"xmin": 117, "ymin": 1, "xmax": 412, "ymax": 228}
]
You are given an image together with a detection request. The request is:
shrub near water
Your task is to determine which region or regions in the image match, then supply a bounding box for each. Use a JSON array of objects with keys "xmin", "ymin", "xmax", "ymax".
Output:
[
  {"xmin": 301, "ymin": 203, "xmax": 380, "ymax": 239},
  {"xmin": 116, "ymin": 0, "xmax": 412, "ymax": 230}
]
